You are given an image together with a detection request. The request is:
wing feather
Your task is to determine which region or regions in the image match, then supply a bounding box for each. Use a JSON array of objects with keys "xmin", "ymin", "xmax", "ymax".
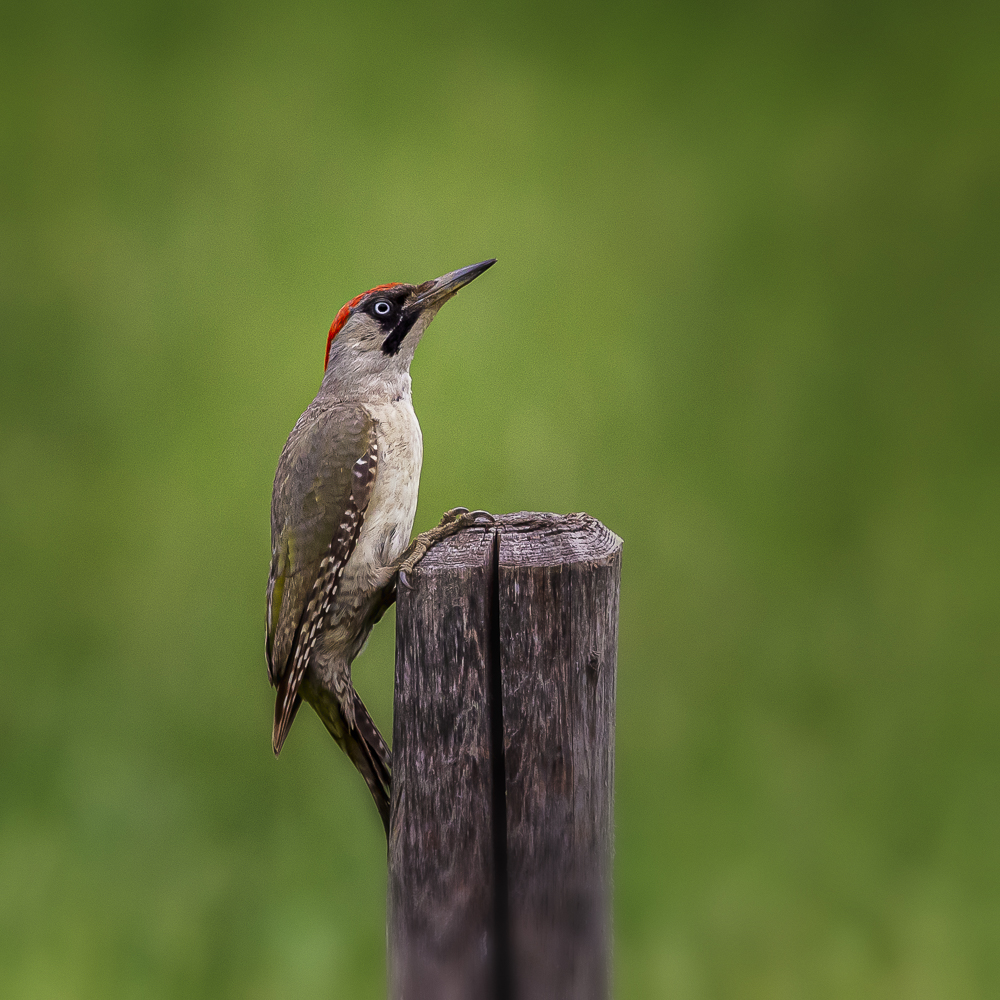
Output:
[
  {"xmin": 272, "ymin": 439, "xmax": 377, "ymax": 753},
  {"xmin": 264, "ymin": 405, "xmax": 378, "ymax": 741}
]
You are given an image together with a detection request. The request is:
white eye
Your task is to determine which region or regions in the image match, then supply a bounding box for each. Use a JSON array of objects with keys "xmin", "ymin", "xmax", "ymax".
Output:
[{"xmin": 374, "ymin": 300, "xmax": 392, "ymax": 316}]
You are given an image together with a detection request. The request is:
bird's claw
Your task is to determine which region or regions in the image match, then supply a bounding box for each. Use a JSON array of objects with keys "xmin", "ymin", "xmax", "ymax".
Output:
[
  {"xmin": 444, "ymin": 507, "xmax": 494, "ymax": 527},
  {"xmin": 394, "ymin": 509, "xmax": 495, "ymax": 592}
]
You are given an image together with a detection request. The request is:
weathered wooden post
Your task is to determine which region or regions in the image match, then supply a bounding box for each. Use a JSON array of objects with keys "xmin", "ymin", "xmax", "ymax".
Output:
[{"xmin": 388, "ymin": 512, "xmax": 622, "ymax": 1000}]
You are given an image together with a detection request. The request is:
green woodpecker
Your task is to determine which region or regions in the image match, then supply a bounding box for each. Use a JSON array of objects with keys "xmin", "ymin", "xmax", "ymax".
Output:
[{"xmin": 265, "ymin": 259, "xmax": 496, "ymax": 835}]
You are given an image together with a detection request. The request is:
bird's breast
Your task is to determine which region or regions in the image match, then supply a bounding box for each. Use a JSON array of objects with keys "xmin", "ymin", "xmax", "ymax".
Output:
[{"xmin": 345, "ymin": 398, "xmax": 423, "ymax": 588}]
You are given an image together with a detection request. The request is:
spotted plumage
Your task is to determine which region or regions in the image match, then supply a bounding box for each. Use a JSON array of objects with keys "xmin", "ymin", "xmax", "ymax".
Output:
[{"xmin": 271, "ymin": 441, "xmax": 378, "ymax": 753}]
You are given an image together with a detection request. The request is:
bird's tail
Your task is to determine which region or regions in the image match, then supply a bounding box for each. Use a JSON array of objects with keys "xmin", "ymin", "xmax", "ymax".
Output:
[
  {"xmin": 348, "ymin": 691, "xmax": 393, "ymax": 838},
  {"xmin": 317, "ymin": 688, "xmax": 392, "ymax": 838},
  {"xmin": 352, "ymin": 688, "xmax": 392, "ymax": 777}
]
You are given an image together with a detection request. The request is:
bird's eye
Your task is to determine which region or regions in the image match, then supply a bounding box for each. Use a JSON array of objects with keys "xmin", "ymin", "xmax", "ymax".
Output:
[{"xmin": 374, "ymin": 300, "xmax": 392, "ymax": 316}]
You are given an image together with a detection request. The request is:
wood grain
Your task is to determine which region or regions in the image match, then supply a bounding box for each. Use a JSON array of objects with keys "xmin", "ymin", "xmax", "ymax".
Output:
[
  {"xmin": 389, "ymin": 513, "xmax": 622, "ymax": 999},
  {"xmin": 497, "ymin": 513, "xmax": 621, "ymax": 1000},
  {"xmin": 388, "ymin": 525, "xmax": 498, "ymax": 1000}
]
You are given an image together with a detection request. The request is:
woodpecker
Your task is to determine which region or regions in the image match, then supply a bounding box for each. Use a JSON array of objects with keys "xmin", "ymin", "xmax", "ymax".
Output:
[{"xmin": 265, "ymin": 259, "xmax": 496, "ymax": 835}]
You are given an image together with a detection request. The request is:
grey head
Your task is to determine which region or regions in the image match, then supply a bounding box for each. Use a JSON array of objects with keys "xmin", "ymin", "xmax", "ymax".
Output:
[{"xmin": 320, "ymin": 259, "xmax": 496, "ymax": 398}]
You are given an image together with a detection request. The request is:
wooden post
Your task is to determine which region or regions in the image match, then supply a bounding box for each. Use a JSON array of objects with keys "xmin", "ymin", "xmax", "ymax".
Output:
[
  {"xmin": 388, "ymin": 522, "xmax": 497, "ymax": 999},
  {"xmin": 388, "ymin": 512, "xmax": 622, "ymax": 1000}
]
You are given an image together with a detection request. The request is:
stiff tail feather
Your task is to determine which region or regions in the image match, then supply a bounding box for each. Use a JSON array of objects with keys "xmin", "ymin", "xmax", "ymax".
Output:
[
  {"xmin": 312, "ymin": 687, "xmax": 392, "ymax": 838},
  {"xmin": 348, "ymin": 689, "xmax": 392, "ymax": 837},
  {"xmin": 352, "ymin": 689, "xmax": 392, "ymax": 775}
]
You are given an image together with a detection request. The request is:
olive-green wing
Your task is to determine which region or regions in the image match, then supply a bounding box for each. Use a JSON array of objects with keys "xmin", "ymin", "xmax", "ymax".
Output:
[{"xmin": 265, "ymin": 404, "xmax": 377, "ymax": 691}]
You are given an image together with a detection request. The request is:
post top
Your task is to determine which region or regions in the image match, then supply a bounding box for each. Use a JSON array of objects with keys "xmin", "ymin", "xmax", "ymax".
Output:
[
  {"xmin": 416, "ymin": 512, "xmax": 622, "ymax": 573},
  {"xmin": 496, "ymin": 512, "xmax": 622, "ymax": 569}
]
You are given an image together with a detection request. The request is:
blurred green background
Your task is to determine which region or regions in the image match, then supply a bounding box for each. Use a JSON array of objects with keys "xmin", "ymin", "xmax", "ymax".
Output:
[{"xmin": 2, "ymin": 0, "xmax": 998, "ymax": 996}]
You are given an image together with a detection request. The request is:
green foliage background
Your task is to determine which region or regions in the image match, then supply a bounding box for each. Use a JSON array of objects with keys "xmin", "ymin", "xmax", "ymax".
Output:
[{"xmin": 2, "ymin": 0, "xmax": 998, "ymax": 996}]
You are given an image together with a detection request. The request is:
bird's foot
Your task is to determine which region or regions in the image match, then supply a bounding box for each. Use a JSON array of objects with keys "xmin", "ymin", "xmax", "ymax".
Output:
[{"xmin": 397, "ymin": 507, "xmax": 495, "ymax": 589}]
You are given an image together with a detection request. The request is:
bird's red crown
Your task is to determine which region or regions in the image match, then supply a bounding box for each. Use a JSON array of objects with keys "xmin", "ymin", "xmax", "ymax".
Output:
[{"xmin": 325, "ymin": 283, "xmax": 404, "ymax": 370}]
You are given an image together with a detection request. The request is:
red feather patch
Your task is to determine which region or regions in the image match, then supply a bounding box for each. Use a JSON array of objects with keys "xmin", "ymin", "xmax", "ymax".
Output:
[{"xmin": 324, "ymin": 283, "xmax": 403, "ymax": 370}]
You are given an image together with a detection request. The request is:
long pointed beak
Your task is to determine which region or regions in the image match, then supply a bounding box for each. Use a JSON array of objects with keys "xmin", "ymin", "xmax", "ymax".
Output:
[{"xmin": 410, "ymin": 258, "xmax": 497, "ymax": 310}]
